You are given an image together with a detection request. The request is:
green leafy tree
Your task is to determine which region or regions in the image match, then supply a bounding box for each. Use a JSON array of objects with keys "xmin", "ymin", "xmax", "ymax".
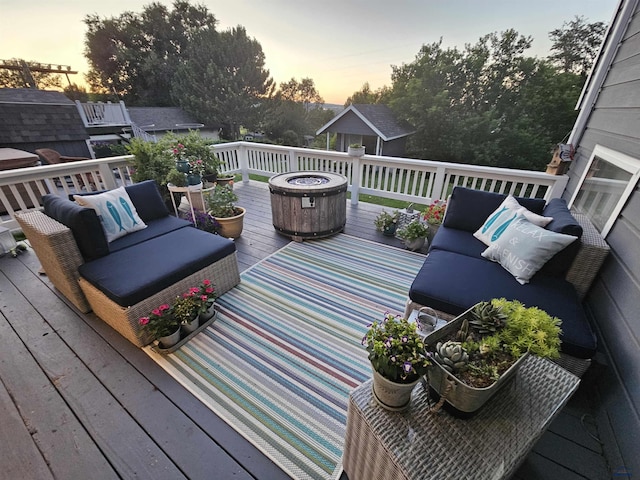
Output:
[
  {"xmin": 549, "ymin": 16, "xmax": 606, "ymax": 77},
  {"xmin": 171, "ymin": 26, "xmax": 274, "ymax": 140},
  {"xmin": 84, "ymin": 0, "xmax": 217, "ymax": 105},
  {"xmin": 278, "ymin": 77, "xmax": 324, "ymax": 112},
  {"xmin": 345, "ymin": 82, "xmax": 391, "ymax": 106}
]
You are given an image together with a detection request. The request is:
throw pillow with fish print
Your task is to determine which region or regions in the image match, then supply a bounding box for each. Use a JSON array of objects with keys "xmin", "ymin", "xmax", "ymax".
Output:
[
  {"xmin": 474, "ymin": 195, "xmax": 553, "ymax": 247},
  {"xmin": 74, "ymin": 186, "xmax": 147, "ymax": 242}
]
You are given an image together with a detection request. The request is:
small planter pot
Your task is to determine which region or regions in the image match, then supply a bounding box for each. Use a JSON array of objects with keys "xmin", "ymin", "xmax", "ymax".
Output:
[
  {"xmin": 157, "ymin": 327, "xmax": 181, "ymax": 349},
  {"xmin": 347, "ymin": 146, "xmax": 365, "ymax": 157},
  {"xmin": 199, "ymin": 303, "xmax": 216, "ymax": 322},
  {"xmin": 371, "ymin": 368, "xmax": 420, "ymax": 412},
  {"xmin": 404, "ymin": 237, "xmax": 426, "ymax": 251},
  {"xmin": 175, "ymin": 160, "xmax": 190, "ymax": 173},
  {"xmin": 187, "ymin": 174, "xmax": 202, "ymax": 185},
  {"xmin": 216, "ymin": 175, "xmax": 235, "ymax": 188},
  {"xmin": 213, "ymin": 206, "xmax": 246, "ymax": 239},
  {"xmin": 182, "ymin": 315, "xmax": 200, "ymax": 334},
  {"xmin": 382, "ymin": 224, "xmax": 397, "ymax": 237}
]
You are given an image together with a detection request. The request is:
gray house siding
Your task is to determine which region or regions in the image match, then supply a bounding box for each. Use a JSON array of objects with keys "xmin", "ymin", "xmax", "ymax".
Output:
[{"xmin": 565, "ymin": 2, "xmax": 640, "ymax": 473}]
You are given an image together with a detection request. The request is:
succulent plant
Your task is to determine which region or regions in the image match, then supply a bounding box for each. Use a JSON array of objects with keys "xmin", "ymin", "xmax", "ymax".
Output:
[
  {"xmin": 455, "ymin": 318, "xmax": 473, "ymax": 343},
  {"xmin": 469, "ymin": 301, "xmax": 508, "ymax": 335},
  {"xmin": 434, "ymin": 341, "xmax": 469, "ymax": 373}
]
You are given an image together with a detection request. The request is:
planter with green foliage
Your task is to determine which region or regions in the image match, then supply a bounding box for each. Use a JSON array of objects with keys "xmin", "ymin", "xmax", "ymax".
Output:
[
  {"xmin": 424, "ymin": 299, "xmax": 562, "ymax": 416},
  {"xmin": 374, "ymin": 209, "xmax": 399, "ymax": 236},
  {"xmin": 396, "ymin": 220, "xmax": 429, "ymax": 251}
]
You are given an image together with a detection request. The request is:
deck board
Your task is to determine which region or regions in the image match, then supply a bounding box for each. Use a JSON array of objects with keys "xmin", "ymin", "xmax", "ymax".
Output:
[{"xmin": 0, "ymin": 179, "xmax": 612, "ymax": 479}]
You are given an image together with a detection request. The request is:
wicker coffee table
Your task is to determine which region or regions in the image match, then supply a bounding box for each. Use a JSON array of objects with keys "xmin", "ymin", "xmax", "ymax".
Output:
[{"xmin": 343, "ymin": 356, "xmax": 580, "ymax": 480}]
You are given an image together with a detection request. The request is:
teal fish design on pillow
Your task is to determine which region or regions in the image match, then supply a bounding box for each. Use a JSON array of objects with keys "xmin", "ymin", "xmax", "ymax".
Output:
[
  {"xmin": 491, "ymin": 212, "xmax": 518, "ymax": 241},
  {"xmin": 119, "ymin": 197, "xmax": 138, "ymax": 225},
  {"xmin": 106, "ymin": 200, "xmax": 125, "ymax": 231},
  {"xmin": 482, "ymin": 206, "xmax": 508, "ymax": 233}
]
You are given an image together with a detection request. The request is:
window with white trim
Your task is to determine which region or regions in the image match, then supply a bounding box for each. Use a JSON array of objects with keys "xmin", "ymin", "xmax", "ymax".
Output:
[{"xmin": 569, "ymin": 145, "xmax": 640, "ymax": 237}]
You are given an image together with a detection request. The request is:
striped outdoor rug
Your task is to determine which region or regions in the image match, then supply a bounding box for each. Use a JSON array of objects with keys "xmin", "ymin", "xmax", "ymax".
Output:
[{"xmin": 145, "ymin": 234, "xmax": 426, "ymax": 480}]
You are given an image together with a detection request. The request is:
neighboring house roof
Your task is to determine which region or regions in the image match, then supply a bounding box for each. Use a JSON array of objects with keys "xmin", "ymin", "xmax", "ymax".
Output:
[
  {"xmin": 0, "ymin": 88, "xmax": 89, "ymax": 145},
  {"xmin": 127, "ymin": 107, "xmax": 207, "ymax": 133},
  {"xmin": 316, "ymin": 104, "xmax": 414, "ymax": 141}
]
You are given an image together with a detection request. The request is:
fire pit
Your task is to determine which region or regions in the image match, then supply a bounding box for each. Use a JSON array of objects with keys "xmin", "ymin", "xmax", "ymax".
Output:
[{"xmin": 268, "ymin": 171, "xmax": 348, "ymax": 241}]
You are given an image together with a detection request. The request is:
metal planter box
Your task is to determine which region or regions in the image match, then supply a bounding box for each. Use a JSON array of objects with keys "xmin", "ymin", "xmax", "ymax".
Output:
[{"xmin": 424, "ymin": 306, "xmax": 528, "ymax": 416}]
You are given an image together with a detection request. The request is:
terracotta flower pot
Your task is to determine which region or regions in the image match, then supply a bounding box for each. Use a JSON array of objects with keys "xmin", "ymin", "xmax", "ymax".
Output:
[{"xmin": 213, "ymin": 207, "xmax": 246, "ymax": 239}]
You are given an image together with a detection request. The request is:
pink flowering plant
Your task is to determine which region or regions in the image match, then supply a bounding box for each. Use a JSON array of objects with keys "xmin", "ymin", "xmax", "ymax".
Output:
[
  {"xmin": 362, "ymin": 312, "xmax": 431, "ymax": 383},
  {"xmin": 139, "ymin": 303, "xmax": 180, "ymax": 338},
  {"xmin": 422, "ymin": 199, "xmax": 447, "ymax": 225}
]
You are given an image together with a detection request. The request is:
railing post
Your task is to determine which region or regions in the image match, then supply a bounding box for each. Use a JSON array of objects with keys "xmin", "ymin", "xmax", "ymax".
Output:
[
  {"xmin": 432, "ymin": 165, "xmax": 447, "ymax": 200},
  {"xmin": 238, "ymin": 142, "xmax": 250, "ymax": 183},
  {"xmin": 75, "ymin": 100, "xmax": 90, "ymax": 128},
  {"xmin": 546, "ymin": 175, "xmax": 569, "ymax": 200},
  {"xmin": 350, "ymin": 157, "xmax": 361, "ymax": 206},
  {"xmin": 288, "ymin": 149, "xmax": 297, "ymax": 172},
  {"xmin": 120, "ymin": 101, "xmax": 131, "ymax": 124},
  {"xmin": 99, "ymin": 162, "xmax": 120, "ymax": 190}
]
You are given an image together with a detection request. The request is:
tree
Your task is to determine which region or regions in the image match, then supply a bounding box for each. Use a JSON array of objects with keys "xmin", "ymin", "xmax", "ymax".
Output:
[
  {"xmin": 171, "ymin": 26, "xmax": 274, "ymax": 140},
  {"xmin": 345, "ymin": 82, "xmax": 391, "ymax": 106},
  {"xmin": 84, "ymin": 0, "xmax": 217, "ymax": 105},
  {"xmin": 278, "ymin": 77, "xmax": 324, "ymax": 112},
  {"xmin": 549, "ymin": 16, "xmax": 606, "ymax": 77}
]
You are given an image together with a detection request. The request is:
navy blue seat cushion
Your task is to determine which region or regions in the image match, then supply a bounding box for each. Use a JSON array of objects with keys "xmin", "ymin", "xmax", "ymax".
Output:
[
  {"xmin": 428, "ymin": 225, "xmax": 487, "ymax": 258},
  {"xmin": 43, "ymin": 194, "xmax": 109, "ymax": 261},
  {"xmin": 109, "ymin": 216, "xmax": 191, "ymax": 253},
  {"xmin": 537, "ymin": 198, "xmax": 583, "ymax": 277},
  {"xmin": 78, "ymin": 228, "xmax": 235, "ymax": 306},
  {"xmin": 124, "ymin": 180, "xmax": 170, "ymax": 222},
  {"xmin": 443, "ymin": 187, "xmax": 546, "ymax": 233},
  {"xmin": 409, "ymin": 249, "xmax": 597, "ymax": 359}
]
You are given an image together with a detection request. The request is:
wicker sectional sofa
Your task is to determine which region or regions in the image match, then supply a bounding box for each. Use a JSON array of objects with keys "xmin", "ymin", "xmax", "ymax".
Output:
[
  {"xmin": 16, "ymin": 180, "xmax": 240, "ymax": 347},
  {"xmin": 405, "ymin": 187, "xmax": 610, "ymax": 377}
]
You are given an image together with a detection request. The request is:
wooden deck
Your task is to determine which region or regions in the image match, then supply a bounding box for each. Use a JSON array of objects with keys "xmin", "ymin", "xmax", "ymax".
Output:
[{"xmin": 0, "ymin": 180, "xmax": 612, "ymax": 479}]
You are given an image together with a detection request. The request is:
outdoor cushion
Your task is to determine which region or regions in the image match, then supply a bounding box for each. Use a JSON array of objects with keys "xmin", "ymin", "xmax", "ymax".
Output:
[
  {"xmin": 74, "ymin": 186, "xmax": 147, "ymax": 242},
  {"xmin": 537, "ymin": 198, "xmax": 583, "ymax": 277},
  {"xmin": 443, "ymin": 187, "xmax": 546, "ymax": 233},
  {"xmin": 78, "ymin": 227, "xmax": 236, "ymax": 306},
  {"xmin": 429, "ymin": 225, "xmax": 488, "ymax": 258},
  {"xmin": 42, "ymin": 194, "xmax": 109, "ymax": 261},
  {"xmin": 408, "ymin": 248, "xmax": 596, "ymax": 359},
  {"xmin": 124, "ymin": 180, "xmax": 170, "ymax": 222},
  {"xmin": 473, "ymin": 195, "xmax": 553, "ymax": 246},
  {"xmin": 481, "ymin": 213, "xmax": 578, "ymax": 284},
  {"xmin": 108, "ymin": 216, "xmax": 191, "ymax": 252}
]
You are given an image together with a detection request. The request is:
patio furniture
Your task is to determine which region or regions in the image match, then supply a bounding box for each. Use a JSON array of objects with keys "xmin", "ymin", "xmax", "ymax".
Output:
[
  {"xmin": 35, "ymin": 148, "xmax": 97, "ymax": 190},
  {"xmin": 15, "ymin": 180, "xmax": 240, "ymax": 347},
  {"xmin": 404, "ymin": 187, "xmax": 610, "ymax": 377},
  {"xmin": 342, "ymin": 355, "xmax": 580, "ymax": 480},
  {"xmin": 0, "ymin": 147, "xmax": 42, "ymax": 213}
]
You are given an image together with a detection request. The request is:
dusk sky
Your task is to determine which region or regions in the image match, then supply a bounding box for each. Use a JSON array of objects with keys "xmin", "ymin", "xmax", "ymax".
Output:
[{"xmin": 1, "ymin": 0, "xmax": 619, "ymax": 104}]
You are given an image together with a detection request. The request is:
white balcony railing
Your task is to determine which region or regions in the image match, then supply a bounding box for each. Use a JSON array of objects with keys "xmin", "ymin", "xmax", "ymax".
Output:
[
  {"xmin": 0, "ymin": 142, "xmax": 568, "ymax": 230},
  {"xmin": 75, "ymin": 101, "xmax": 131, "ymax": 127}
]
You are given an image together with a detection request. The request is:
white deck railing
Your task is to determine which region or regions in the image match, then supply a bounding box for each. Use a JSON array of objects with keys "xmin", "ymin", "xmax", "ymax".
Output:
[
  {"xmin": 0, "ymin": 142, "xmax": 568, "ymax": 230},
  {"xmin": 75, "ymin": 101, "xmax": 131, "ymax": 126}
]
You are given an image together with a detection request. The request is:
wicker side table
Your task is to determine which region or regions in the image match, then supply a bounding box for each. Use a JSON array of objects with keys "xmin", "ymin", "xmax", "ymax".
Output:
[{"xmin": 343, "ymin": 356, "xmax": 579, "ymax": 480}]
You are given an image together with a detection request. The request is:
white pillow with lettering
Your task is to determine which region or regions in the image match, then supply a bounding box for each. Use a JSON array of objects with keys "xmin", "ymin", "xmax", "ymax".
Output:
[{"xmin": 482, "ymin": 214, "xmax": 577, "ymax": 284}]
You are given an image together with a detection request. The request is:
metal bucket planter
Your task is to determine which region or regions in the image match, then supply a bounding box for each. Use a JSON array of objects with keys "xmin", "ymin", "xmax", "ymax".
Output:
[{"xmin": 424, "ymin": 307, "xmax": 528, "ymax": 416}]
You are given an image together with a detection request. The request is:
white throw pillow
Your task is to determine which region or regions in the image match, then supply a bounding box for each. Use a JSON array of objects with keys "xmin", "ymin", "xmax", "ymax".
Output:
[
  {"xmin": 481, "ymin": 213, "xmax": 577, "ymax": 284},
  {"xmin": 474, "ymin": 195, "xmax": 553, "ymax": 246},
  {"xmin": 74, "ymin": 186, "xmax": 147, "ymax": 242}
]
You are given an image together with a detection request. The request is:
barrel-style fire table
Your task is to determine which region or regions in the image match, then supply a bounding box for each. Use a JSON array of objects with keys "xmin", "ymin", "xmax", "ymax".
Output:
[{"xmin": 268, "ymin": 171, "xmax": 348, "ymax": 241}]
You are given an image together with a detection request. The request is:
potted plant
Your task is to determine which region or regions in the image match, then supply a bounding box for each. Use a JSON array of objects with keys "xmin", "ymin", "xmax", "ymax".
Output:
[
  {"xmin": 204, "ymin": 184, "xmax": 246, "ymax": 239},
  {"xmin": 195, "ymin": 279, "xmax": 217, "ymax": 321},
  {"xmin": 138, "ymin": 303, "xmax": 181, "ymax": 348},
  {"xmin": 396, "ymin": 220, "xmax": 430, "ymax": 251},
  {"xmin": 347, "ymin": 143, "xmax": 365, "ymax": 157},
  {"xmin": 374, "ymin": 209, "xmax": 399, "ymax": 236},
  {"xmin": 362, "ymin": 312, "xmax": 431, "ymax": 411},
  {"xmin": 181, "ymin": 208, "xmax": 220, "ymax": 234},
  {"xmin": 422, "ymin": 199, "xmax": 447, "ymax": 241},
  {"xmin": 424, "ymin": 298, "xmax": 562, "ymax": 416},
  {"xmin": 172, "ymin": 293, "xmax": 201, "ymax": 334}
]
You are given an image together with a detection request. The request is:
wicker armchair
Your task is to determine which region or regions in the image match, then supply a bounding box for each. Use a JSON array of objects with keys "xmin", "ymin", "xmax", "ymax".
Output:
[{"xmin": 15, "ymin": 210, "xmax": 240, "ymax": 347}]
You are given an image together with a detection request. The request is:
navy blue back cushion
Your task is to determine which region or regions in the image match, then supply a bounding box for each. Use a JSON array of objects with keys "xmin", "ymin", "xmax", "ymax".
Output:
[
  {"xmin": 124, "ymin": 180, "xmax": 169, "ymax": 222},
  {"xmin": 109, "ymin": 216, "xmax": 191, "ymax": 252},
  {"xmin": 537, "ymin": 198, "xmax": 583, "ymax": 277},
  {"xmin": 78, "ymin": 227, "xmax": 235, "ymax": 306},
  {"xmin": 443, "ymin": 187, "xmax": 546, "ymax": 232},
  {"xmin": 428, "ymin": 225, "xmax": 487, "ymax": 258},
  {"xmin": 409, "ymin": 249, "xmax": 596, "ymax": 359},
  {"xmin": 43, "ymin": 194, "xmax": 109, "ymax": 261}
]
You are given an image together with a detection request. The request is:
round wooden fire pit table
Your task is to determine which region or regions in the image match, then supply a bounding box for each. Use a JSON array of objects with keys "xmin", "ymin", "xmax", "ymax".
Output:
[{"xmin": 268, "ymin": 171, "xmax": 348, "ymax": 241}]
